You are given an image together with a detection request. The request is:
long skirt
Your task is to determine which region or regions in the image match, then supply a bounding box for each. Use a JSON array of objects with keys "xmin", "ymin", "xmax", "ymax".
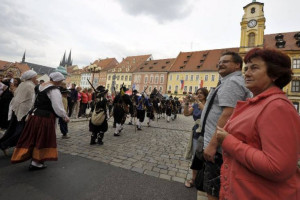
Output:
[{"xmin": 11, "ymin": 113, "xmax": 57, "ymax": 163}]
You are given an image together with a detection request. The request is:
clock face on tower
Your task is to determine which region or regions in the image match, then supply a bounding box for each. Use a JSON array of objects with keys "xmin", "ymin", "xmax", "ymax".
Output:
[{"xmin": 248, "ymin": 19, "xmax": 257, "ymax": 28}]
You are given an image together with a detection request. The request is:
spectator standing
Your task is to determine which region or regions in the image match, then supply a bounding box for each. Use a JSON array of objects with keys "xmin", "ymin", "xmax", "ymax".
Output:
[
  {"xmin": 68, "ymin": 83, "xmax": 78, "ymax": 117},
  {"xmin": 216, "ymin": 48, "xmax": 300, "ymax": 200},
  {"xmin": 201, "ymin": 52, "xmax": 251, "ymax": 199}
]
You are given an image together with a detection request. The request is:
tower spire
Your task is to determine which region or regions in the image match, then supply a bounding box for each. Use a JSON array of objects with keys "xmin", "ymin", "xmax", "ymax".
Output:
[
  {"xmin": 22, "ymin": 50, "xmax": 26, "ymax": 63},
  {"xmin": 61, "ymin": 51, "xmax": 66, "ymax": 66},
  {"xmin": 67, "ymin": 49, "xmax": 72, "ymax": 66}
]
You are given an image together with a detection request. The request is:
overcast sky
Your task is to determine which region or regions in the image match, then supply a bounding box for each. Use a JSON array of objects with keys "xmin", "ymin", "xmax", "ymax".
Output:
[{"xmin": 0, "ymin": 0, "xmax": 299, "ymax": 68}]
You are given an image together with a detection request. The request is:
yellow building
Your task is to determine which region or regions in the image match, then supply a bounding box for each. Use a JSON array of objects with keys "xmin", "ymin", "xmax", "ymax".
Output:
[
  {"xmin": 167, "ymin": 49, "xmax": 238, "ymax": 98},
  {"xmin": 239, "ymin": 1, "xmax": 300, "ymax": 113}
]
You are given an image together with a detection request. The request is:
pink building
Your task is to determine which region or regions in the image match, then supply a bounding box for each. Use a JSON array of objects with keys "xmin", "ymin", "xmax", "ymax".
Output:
[{"xmin": 132, "ymin": 58, "xmax": 175, "ymax": 94}]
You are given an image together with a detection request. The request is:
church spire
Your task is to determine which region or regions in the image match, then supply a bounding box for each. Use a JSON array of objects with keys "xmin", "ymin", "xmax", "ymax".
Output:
[
  {"xmin": 67, "ymin": 50, "xmax": 72, "ymax": 66},
  {"xmin": 61, "ymin": 51, "xmax": 66, "ymax": 66},
  {"xmin": 22, "ymin": 50, "xmax": 26, "ymax": 63}
]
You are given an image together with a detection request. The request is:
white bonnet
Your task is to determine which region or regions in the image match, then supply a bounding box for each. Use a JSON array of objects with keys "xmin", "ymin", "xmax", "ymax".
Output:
[
  {"xmin": 21, "ymin": 70, "xmax": 37, "ymax": 81},
  {"xmin": 49, "ymin": 72, "xmax": 65, "ymax": 82}
]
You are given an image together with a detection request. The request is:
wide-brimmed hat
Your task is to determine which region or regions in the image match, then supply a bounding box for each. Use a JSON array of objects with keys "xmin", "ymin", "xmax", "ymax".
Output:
[
  {"xmin": 96, "ymin": 85, "xmax": 108, "ymax": 94},
  {"xmin": 60, "ymin": 87, "xmax": 70, "ymax": 94}
]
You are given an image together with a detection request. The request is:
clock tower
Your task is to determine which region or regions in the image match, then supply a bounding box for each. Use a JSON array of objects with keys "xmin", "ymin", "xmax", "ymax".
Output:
[{"xmin": 239, "ymin": 1, "xmax": 266, "ymax": 55}]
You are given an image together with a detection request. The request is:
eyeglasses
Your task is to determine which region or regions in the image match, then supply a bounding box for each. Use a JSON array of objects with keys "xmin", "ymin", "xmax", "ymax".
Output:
[{"xmin": 218, "ymin": 60, "xmax": 233, "ymax": 65}]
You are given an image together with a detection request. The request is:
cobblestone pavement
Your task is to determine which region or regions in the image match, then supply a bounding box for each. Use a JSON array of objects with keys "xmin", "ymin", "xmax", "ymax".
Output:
[{"xmin": 57, "ymin": 115, "xmax": 194, "ymax": 183}]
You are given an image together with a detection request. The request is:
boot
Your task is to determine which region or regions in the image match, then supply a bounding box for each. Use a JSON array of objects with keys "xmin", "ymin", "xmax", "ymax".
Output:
[
  {"xmin": 90, "ymin": 133, "xmax": 97, "ymax": 145},
  {"xmin": 98, "ymin": 132, "xmax": 104, "ymax": 145}
]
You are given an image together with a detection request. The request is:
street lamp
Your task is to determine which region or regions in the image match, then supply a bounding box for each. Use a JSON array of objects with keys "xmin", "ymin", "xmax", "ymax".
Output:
[{"xmin": 88, "ymin": 64, "xmax": 100, "ymax": 88}]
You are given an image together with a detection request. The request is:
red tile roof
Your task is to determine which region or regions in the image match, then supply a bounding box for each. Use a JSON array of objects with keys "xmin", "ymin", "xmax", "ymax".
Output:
[
  {"xmin": 92, "ymin": 58, "xmax": 119, "ymax": 71},
  {"xmin": 108, "ymin": 54, "xmax": 152, "ymax": 73},
  {"xmin": 135, "ymin": 58, "xmax": 176, "ymax": 72},
  {"xmin": 0, "ymin": 60, "xmax": 30, "ymax": 74},
  {"xmin": 169, "ymin": 48, "xmax": 239, "ymax": 72},
  {"xmin": 264, "ymin": 31, "xmax": 300, "ymax": 51}
]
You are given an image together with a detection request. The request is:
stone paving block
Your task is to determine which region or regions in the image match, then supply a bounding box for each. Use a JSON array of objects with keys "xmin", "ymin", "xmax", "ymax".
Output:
[
  {"xmin": 176, "ymin": 172, "xmax": 187, "ymax": 179},
  {"xmin": 159, "ymin": 174, "xmax": 171, "ymax": 181},
  {"xmin": 160, "ymin": 169, "xmax": 168, "ymax": 175},
  {"xmin": 153, "ymin": 167, "xmax": 160, "ymax": 173},
  {"xmin": 172, "ymin": 176, "xmax": 185, "ymax": 183},
  {"xmin": 131, "ymin": 167, "xmax": 145, "ymax": 174},
  {"xmin": 144, "ymin": 170, "xmax": 159, "ymax": 178},
  {"xmin": 157, "ymin": 164, "xmax": 168, "ymax": 170}
]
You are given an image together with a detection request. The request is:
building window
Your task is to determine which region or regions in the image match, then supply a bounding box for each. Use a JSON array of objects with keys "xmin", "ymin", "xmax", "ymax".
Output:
[
  {"xmin": 155, "ymin": 76, "xmax": 159, "ymax": 84},
  {"xmin": 248, "ymin": 32, "xmax": 255, "ymax": 47},
  {"xmin": 184, "ymin": 86, "xmax": 187, "ymax": 91},
  {"xmin": 195, "ymin": 86, "xmax": 198, "ymax": 92},
  {"xmin": 159, "ymin": 86, "xmax": 162, "ymax": 92},
  {"xmin": 191, "ymin": 75, "xmax": 193, "ymax": 81},
  {"xmin": 174, "ymin": 85, "xmax": 178, "ymax": 92},
  {"xmin": 168, "ymin": 85, "xmax": 172, "ymax": 91},
  {"xmin": 107, "ymin": 84, "xmax": 110, "ymax": 90},
  {"xmin": 176, "ymin": 75, "xmax": 179, "ymax": 81},
  {"xmin": 189, "ymin": 86, "xmax": 193, "ymax": 92},
  {"xmin": 150, "ymin": 76, "xmax": 153, "ymax": 83},
  {"xmin": 293, "ymin": 59, "xmax": 300, "ymax": 69},
  {"xmin": 211, "ymin": 75, "xmax": 215, "ymax": 81},
  {"xmin": 169, "ymin": 75, "xmax": 172, "ymax": 81},
  {"xmin": 149, "ymin": 87, "xmax": 152, "ymax": 93},
  {"xmin": 185, "ymin": 75, "xmax": 188, "ymax": 81},
  {"xmin": 145, "ymin": 76, "xmax": 148, "ymax": 83},
  {"xmin": 160, "ymin": 76, "xmax": 164, "ymax": 84},
  {"xmin": 125, "ymin": 76, "xmax": 128, "ymax": 81},
  {"xmin": 117, "ymin": 75, "xmax": 120, "ymax": 80},
  {"xmin": 121, "ymin": 75, "xmax": 124, "ymax": 80},
  {"xmin": 205, "ymin": 75, "xmax": 208, "ymax": 81},
  {"xmin": 129, "ymin": 76, "xmax": 132, "ymax": 81},
  {"xmin": 196, "ymin": 75, "xmax": 199, "ymax": 81},
  {"xmin": 291, "ymin": 80, "xmax": 300, "ymax": 92}
]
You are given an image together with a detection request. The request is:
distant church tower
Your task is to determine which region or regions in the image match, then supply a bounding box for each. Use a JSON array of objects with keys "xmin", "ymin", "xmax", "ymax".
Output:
[
  {"xmin": 22, "ymin": 51, "xmax": 26, "ymax": 63},
  {"xmin": 59, "ymin": 50, "xmax": 73, "ymax": 67},
  {"xmin": 239, "ymin": 0, "xmax": 266, "ymax": 55}
]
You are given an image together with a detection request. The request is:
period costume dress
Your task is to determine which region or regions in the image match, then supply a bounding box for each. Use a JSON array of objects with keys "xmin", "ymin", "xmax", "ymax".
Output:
[{"xmin": 11, "ymin": 72, "xmax": 68, "ymax": 165}]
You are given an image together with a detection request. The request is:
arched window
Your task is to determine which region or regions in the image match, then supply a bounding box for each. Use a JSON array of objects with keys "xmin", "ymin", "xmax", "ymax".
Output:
[{"xmin": 248, "ymin": 32, "xmax": 255, "ymax": 47}]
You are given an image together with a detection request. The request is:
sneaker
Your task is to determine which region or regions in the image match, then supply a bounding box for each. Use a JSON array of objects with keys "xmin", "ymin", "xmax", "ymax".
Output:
[
  {"xmin": 29, "ymin": 164, "xmax": 47, "ymax": 171},
  {"xmin": 114, "ymin": 133, "xmax": 120, "ymax": 137},
  {"xmin": 137, "ymin": 127, "xmax": 142, "ymax": 131}
]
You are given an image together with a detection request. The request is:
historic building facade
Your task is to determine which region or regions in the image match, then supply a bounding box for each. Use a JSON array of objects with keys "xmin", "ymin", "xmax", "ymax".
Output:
[
  {"xmin": 106, "ymin": 55, "xmax": 152, "ymax": 93},
  {"xmin": 132, "ymin": 58, "xmax": 175, "ymax": 94}
]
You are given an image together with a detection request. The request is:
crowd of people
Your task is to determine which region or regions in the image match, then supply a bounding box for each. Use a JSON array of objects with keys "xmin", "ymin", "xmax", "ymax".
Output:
[{"xmin": 0, "ymin": 48, "xmax": 299, "ymax": 199}]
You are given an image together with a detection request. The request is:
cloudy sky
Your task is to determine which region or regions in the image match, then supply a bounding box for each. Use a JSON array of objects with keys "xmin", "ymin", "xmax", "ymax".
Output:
[{"xmin": 0, "ymin": 0, "xmax": 299, "ymax": 68}]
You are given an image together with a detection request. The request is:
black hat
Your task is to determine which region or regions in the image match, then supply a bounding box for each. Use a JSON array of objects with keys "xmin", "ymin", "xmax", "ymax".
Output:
[
  {"xmin": 60, "ymin": 88, "xmax": 70, "ymax": 94},
  {"xmin": 96, "ymin": 85, "xmax": 108, "ymax": 94},
  {"xmin": 133, "ymin": 89, "xmax": 138, "ymax": 94}
]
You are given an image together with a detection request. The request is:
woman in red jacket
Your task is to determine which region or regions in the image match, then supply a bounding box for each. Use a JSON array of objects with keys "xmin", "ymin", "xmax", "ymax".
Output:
[
  {"xmin": 78, "ymin": 88, "xmax": 88, "ymax": 118},
  {"xmin": 216, "ymin": 48, "xmax": 300, "ymax": 200}
]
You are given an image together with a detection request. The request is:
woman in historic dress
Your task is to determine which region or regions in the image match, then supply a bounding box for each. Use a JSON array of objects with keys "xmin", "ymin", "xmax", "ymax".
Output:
[
  {"xmin": 11, "ymin": 72, "xmax": 69, "ymax": 170},
  {"xmin": 183, "ymin": 88, "xmax": 208, "ymax": 188},
  {"xmin": 0, "ymin": 70, "xmax": 37, "ymax": 156},
  {"xmin": 216, "ymin": 48, "xmax": 300, "ymax": 200}
]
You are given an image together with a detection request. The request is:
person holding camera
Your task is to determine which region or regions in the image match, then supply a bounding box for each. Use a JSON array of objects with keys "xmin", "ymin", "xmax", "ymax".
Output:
[{"xmin": 183, "ymin": 87, "xmax": 208, "ymax": 188}]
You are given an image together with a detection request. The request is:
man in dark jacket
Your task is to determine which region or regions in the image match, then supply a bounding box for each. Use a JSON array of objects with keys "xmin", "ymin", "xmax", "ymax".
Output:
[{"xmin": 68, "ymin": 83, "xmax": 78, "ymax": 117}]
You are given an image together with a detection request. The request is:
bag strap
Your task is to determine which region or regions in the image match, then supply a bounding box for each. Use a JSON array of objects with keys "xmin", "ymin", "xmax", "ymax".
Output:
[{"xmin": 200, "ymin": 86, "xmax": 220, "ymax": 136}]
